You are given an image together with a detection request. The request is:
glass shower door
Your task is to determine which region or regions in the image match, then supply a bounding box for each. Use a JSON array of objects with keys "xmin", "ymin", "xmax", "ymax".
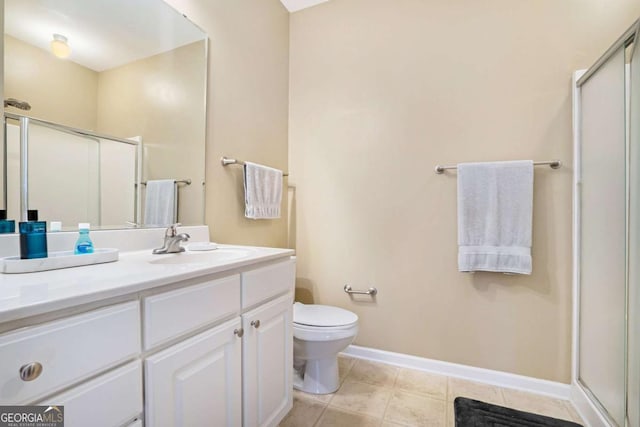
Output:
[
  {"xmin": 26, "ymin": 122, "xmax": 101, "ymax": 226},
  {"xmin": 578, "ymin": 46, "xmax": 627, "ymax": 426}
]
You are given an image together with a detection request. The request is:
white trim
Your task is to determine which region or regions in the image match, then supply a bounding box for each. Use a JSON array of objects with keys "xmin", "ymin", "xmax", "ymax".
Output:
[
  {"xmin": 572, "ymin": 69, "xmax": 586, "ymax": 386},
  {"xmin": 342, "ymin": 345, "xmax": 571, "ymax": 400}
]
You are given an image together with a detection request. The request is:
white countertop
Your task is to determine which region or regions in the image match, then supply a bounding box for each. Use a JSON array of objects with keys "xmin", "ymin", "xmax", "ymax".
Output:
[{"xmin": 0, "ymin": 244, "xmax": 294, "ymax": 323}]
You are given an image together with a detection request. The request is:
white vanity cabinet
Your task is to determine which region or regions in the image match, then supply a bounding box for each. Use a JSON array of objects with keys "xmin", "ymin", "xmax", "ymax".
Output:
[
  {"xmin": 144, "ymin": 257, "xmax": 295, "ymax": 427},
  {"xmin": 0, "ymin": 251, "xmax": 295, "ymax": 427}
]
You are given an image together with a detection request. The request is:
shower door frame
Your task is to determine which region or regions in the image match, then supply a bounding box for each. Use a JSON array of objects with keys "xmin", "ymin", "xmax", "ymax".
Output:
[{"xmin": 572, "ymin": 19, "xmax": 640, "ymax": 427}]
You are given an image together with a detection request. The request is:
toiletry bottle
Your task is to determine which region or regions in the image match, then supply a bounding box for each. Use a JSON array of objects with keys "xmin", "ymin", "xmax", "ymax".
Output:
[
  {"xmin": 0, "ymin": 210, "xmax": 15, "ymax": 234},
  {"xmin": 28, "ymin": 209, "xmax": 38, "ymax": 221},
  {"xmin": 75, "ymin": 223, "xmax": 94, "ymax": 254},
  {"xmin": 19, "ymin": 221, "xmax": 48, "ymax": 259}
]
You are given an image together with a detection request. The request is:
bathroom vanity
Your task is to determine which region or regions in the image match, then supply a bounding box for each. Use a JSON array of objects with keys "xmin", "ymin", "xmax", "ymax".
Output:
[{"xmin": 0, "ymin": 229, "xmax": 295, "ymax": 427}]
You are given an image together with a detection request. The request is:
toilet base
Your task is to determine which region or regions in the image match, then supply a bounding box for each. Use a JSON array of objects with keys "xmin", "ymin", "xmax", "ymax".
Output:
[{"xmin": 293, "ymin": 357, "xmax": 339, "ymax": 394}]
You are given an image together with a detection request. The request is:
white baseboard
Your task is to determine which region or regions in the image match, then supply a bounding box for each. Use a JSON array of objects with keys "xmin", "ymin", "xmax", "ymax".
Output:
[{"xmin": 342, "ymin": 345, "xmax": 571, "ymax": 400}]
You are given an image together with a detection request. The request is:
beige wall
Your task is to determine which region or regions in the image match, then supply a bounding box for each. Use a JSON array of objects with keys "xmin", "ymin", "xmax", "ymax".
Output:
[
  {"xmin": 165, "ymin": 0, "xmax": 290, "ymax": 247},
  {"xmin": 289, "ymin": 0, "xmax": 640, "ymax": 382},
  {"xmin": 96, "ymin": 41, "xmax": 207, "ymax": 226},
  {"xmin": 4, "ymin": 35, "xmax": 98, "ymax": 130}
]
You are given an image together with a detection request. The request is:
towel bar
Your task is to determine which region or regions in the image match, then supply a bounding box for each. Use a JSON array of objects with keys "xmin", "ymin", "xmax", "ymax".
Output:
[
  {"xmin": 434, "ymin": 160, "xmax": 561, "ymax": 174},
  {"xmin": 221, "ymin": 156, "xmax": 289, "ymax": 177},
  {"xmin": 140, "ymin": 179, "xmax": 191, "ymax": 185},
  {"xmin": 343, "ymin": 284, "xmax": 378, "ymax": 296}
]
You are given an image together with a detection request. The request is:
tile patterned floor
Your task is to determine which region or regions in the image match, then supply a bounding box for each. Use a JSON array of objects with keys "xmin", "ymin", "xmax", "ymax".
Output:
[{"xmin": 279, "ymin": 355, "xmax": 583, "ymax": 427}]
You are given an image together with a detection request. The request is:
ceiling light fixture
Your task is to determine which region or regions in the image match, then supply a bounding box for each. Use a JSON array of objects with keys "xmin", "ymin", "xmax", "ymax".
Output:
[{"xmin": 50, "ymin": 34, "xmax": 71, "ymax": 59}]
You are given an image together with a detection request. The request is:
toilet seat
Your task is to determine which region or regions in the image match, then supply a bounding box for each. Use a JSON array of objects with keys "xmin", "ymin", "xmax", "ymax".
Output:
[
  {"xmin": 293, "ymin": 322, "xmax": 358, "ymax": 342},
  {"xmin": 293, "ymin": 303, "xmax": 358, "ymax": 342},
  {"xmin": 293, "ymin": 302, "xmax": 358, "ymax": 327}
]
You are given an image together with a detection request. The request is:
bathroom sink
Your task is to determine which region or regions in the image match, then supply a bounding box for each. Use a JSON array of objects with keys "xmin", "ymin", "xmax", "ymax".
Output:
[{"xmin": 148, "ymin": 247, "xmax": 253, "ymax": 265}]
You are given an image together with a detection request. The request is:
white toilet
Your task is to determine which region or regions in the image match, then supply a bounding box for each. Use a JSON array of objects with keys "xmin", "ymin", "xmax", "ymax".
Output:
[{"xmin": 292, "ymin": 302, "xmax": 358, "ymax": 394}]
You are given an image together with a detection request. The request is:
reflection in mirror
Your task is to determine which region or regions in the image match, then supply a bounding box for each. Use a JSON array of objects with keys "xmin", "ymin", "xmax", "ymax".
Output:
[
  {"xmin": 5, "ymin": 116, "xmax": 140, "ymax": 228},
  {"xmin": 3, "ymin": 0, "xmax": 207, "ymax": 230}
]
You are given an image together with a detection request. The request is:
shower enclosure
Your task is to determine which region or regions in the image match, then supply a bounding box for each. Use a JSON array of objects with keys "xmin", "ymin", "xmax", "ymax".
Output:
[
  {"xmin": 3, "ymin": 114, "xmax": 141, "ymax": 228},
  {"xmin": 574, "ymin": 19, "xmax": 639, "ymax": 427}
]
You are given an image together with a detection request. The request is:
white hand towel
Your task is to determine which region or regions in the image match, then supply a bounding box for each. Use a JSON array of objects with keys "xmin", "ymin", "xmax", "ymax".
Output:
[
  {"xmin": 144, "ymin": 179, "xmax": 176, "ymax": 227},
  {"xmin": 457, "ymin": 160, "xmax": 533, "ymax": 274},
  {"xmin": 244, "ymin": 162, "xmax": 283, "ymax": 219}
]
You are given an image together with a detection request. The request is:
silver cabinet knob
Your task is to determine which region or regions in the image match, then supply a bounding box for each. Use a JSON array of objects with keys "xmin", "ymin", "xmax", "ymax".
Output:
[
  {"xmin": 19, "ymin": 362, "xmax": 43, "ymax": 381},
  {"xmin": 251, "ymin": 320, "xmax": 261, "ymax": 328},
  {"xmin": 234, "ymin": 328, "xmax": 244, "ymax": 338}
]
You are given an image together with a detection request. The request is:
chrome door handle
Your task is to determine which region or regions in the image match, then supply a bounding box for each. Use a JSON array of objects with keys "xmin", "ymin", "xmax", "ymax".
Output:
[
  {"xmin": 234, "ymin": 328, "xmax": 244, "ymax": 338},
  {"xmin": 19, "ymin": 362, "xmax": 43, "ymax": 381},
  {"xmin": 251, "ymin": 320, "xmax": 260, "ymax": 328}
]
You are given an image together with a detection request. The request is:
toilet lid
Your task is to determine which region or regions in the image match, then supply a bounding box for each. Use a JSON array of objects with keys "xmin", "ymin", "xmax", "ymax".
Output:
[{"xmin": 293, "ymin": 303, "xmax": 358, "ymax": 327}]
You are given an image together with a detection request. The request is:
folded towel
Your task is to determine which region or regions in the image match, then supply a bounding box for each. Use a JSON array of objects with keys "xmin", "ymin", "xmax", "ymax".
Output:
[
  {"xmin": 457, "ymin": 160, "xmax": 533, "ymax": 274},
  {"xmin": 144, "ymin": 179, "xmax": 176, "ymax": 227},
  {"xmin": 244, "ymin": 162, "xmax": 283, "ymax": 219}
]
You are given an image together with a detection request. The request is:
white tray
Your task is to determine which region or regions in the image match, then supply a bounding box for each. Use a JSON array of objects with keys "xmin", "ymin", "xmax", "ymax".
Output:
[{"xmin": 1, "ymin": 248, "xmax": 119, "ymax": 274}]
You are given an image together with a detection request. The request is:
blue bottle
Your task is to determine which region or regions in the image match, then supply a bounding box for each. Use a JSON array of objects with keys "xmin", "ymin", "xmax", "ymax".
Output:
[
  {"xmin": 19, "ymin": 221, "xmax": 48, "ymax": 259},
  {"xmin": 75, "ymin": 223, "xmax": 94, "ymax": 254},
  {"xmin": 0, "ymin": 210, "xmax": 15, "ymax": 234}
]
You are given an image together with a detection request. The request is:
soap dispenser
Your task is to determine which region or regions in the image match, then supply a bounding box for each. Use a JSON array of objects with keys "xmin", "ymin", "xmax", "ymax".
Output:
[{"xmin": 75, "ymin": 223, "xmax": 94, "ymax": 254}]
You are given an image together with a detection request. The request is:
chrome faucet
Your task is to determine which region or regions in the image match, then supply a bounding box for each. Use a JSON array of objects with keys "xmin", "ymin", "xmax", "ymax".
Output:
[{"xmin": 152, "ymin": 224, "xmax": 190, "ymax": 254}]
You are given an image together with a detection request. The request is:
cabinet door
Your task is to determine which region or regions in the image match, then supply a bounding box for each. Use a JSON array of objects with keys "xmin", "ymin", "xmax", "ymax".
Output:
[
  {"xmin": 242, "ymin": 294, "xmax": 293, "ymax": 427},
  {"xmin": 145, "ymin": 319, "xmax": 242, "ymax": 427}
]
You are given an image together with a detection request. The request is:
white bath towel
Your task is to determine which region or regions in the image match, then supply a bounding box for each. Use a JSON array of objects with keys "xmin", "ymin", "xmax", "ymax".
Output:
[
  {"xmin": 457, "ymin": 160, "xmax": 533, "ymax": 274},
  {"xmin": 144, "ymin": 179, "xmax": 176, "ymax": 227},
  {"xmin": 244, "ymin": 162, "xmax": 283, "ymax": 219}
]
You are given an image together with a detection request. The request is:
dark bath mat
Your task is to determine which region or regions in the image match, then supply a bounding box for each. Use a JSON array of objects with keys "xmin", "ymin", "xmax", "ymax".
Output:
[{"xmin": 454, "ymin": 397, "xmax": 583, "ymax": 427}]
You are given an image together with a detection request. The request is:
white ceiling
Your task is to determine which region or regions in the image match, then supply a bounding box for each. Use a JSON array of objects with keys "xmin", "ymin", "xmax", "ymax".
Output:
[
  {"xmin": 4, "ymin": 0, "xmax": 205, "ymax": 72},
  {"xmin": 279, "ymin": 0, "xmax": 332, "ymax": 12}
]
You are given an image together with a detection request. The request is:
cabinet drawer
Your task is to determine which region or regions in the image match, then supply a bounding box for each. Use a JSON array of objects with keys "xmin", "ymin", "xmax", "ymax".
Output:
[
  {"xmin": 0, "ymin": 301, "xmax": 140, "ymax": 404},
  {"xmin": 143, "ymin": 275, "xmax": 241, "ymax": 350},
  {"xmin": 242, "ymin": 259, "xmax": 295, "ymax": 309},
  {"xmin": 38, "ymin": 361, "xmax": 143, "ymax": 427}
]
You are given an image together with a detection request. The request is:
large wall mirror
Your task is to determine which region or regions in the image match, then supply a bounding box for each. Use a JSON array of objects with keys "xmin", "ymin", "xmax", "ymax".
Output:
[{"xmin": 1, "ymin": 0, "xmax": 207, "ymax": 230}]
